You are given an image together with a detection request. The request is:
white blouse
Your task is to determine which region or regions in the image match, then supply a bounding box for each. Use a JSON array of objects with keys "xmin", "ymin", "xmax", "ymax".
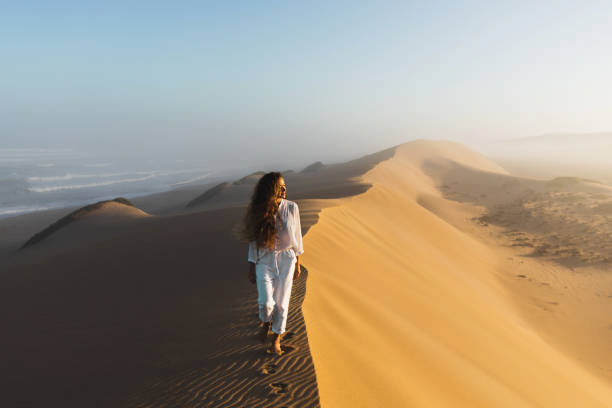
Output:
[{"xmin": 248, "ymin": 198, "xmax": 304, "ymax": 263}]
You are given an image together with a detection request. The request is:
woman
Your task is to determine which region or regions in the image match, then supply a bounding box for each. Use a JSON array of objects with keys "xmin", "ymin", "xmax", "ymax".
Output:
[{"xmin": 241, "ymin": 171, "xmax": 304, "ymax": 355}]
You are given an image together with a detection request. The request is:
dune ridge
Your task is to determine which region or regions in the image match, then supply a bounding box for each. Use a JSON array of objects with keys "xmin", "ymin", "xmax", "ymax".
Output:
[
  {"xmin": 0, "ymin": 145, "xmax": 399, "ymax": 407},
  {"xmin": 20, "ymin": 198, "xmax": 149, "ymax": 249},
  {"xmin": 301, "ymin": 140, "xmax": 612, "ymax": 407},
  {"xmin": 186, "ymin": 182, "xmax": 232, "ymax": 208}
]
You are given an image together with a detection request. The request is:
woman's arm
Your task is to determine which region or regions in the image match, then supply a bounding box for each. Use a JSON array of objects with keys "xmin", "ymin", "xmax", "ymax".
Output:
[
  {"xmin": 292, "ymin": 203, "xmax": 303, "ymax": 281},
  {"xmin": 293, "ymin": 255, "xmax": 301, "ymax": 280}
]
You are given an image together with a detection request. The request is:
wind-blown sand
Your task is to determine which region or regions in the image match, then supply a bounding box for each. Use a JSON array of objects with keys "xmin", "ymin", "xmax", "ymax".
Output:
[{"xmin": 1, "ymin": 139, "xmax": 611, "ymax": 407}]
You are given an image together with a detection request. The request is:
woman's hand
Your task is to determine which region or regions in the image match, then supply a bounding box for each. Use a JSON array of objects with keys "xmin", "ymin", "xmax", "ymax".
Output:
[
  {"xmin": 248, "ymin": 263, "xmax": 256, "ymax": 284},
  {"xmin": 293, "ymin": 262, "xmax": 301, "ymax": 281}
]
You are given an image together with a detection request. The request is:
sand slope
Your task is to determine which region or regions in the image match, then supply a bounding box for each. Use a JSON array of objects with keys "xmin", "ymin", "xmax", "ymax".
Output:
[
  {"xmin": 20, "ymin": 199, "xmax": 150, "ymax": 249},
  {"xmin": 0, "ymin": 206, "xmax": 324, "ymax": 407},
  {"xmin": 0, "ymin": 144, "xmax": 396, "ymax": 407},
  {"xmin": 301, "ymin": 140, "xmax": 612, "ymax": 407}
]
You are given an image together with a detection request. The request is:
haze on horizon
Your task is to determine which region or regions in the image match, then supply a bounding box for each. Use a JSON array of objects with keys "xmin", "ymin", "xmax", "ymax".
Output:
[{"xmin": 2, "ymin": 1, "xmax": 612, "ymax": 172}]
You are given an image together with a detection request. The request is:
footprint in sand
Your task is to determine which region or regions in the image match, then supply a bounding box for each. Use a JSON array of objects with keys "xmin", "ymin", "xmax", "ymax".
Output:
[
  {"xmin": 269, "ymin": 382, "xmax": 289, "ymax": 395},
  {"xmin": 266, "ymin": 344, "xmax": 298, "ymax": 356},
  {"xmin": 261, "ymin": 362, "xmax": 278, "ymax": 375},
  {"xmin": 280, "ymin": 345, "xmax": 297, "ymax": 353},
  {"xmin": 282, "ymin": 331, "xmax": 295, "ymax": 340}
]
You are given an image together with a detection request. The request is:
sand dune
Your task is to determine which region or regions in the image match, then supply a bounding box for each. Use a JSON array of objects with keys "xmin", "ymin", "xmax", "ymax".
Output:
[
  {"xmin": 421, "ymin": 157, "xmax": 612, "ymax": 268},
  {"xmin": 13, "ymin": 199, "xmax": 153, "ymax": 262},
  {"xmin": 0, "ymin": 146, "xmax": 394, "ymax": 407},
  {"xmin": 186, "ymin": 182, "xmax": 233, "ymax": 208},
  {"xmin": 21, "ymin": 198, "xmax": 150, "ymax": 248},
  {"xmin": 301, "ymin": 139, "xmax": 612, "ymax": 407},
  {"xmin": 1, "ymin": 206, "xmax": 323, "ymax": 407},
  {"xmin": 182, "ymin": 149, "xmax": 396, "ymax": 213},
  {"xmin": 2, "ymin": 138, "xmax": 612, "ymax": 407}
]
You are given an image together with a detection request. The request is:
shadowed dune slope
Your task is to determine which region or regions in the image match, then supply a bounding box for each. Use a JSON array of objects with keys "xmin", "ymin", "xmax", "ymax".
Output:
[
  {"xmin": 182, "ymin": 146, "xmax": 397, "ymax": 212},
  {"xmin": 0, "ymin": 146, "xmax": 395, "ymax": 260},
  {"xmin": 186, "ymin": 182, "xmax": 233, "ymax": 207},
  {"xmin": 2, "ymin": 207, "xmax": 321, "ymax": 408},
  {"xmin": 0, "ymin": 143, "xmax": 398, "ymax": 408},
  {"xmin": 20, "ymin": 198, "xmax": 150, "ymax": 249},
  {"xmin": 301, "ymin": 139, "xmax": 612, "ymax": 407}
]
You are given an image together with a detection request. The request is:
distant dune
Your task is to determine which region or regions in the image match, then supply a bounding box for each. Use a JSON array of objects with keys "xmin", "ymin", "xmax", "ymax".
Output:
[
  {"xmin": 486, "ymin": 132, "xmax": 612, "ymax": 183},
  {"xmin": 545, "ymin": 176, "xmax": 604, "ymax": 188},
  {"xmin": 501, "ymin": 131, "xmax": 612, "ymax": 145},
  {"xmin": 232, "ymin": 171, "xmax": 266, "ymax": 185},
  {"xmin": 301, "ymin": 161, "xmax": 325, "ymax": 173},
  {"xmin": 21, "ymin": 197, "xmax": 149, "ymax": 249},
  {"xmin": 186, "ymin": 182, "xmax": 232, "ymax": 208}
]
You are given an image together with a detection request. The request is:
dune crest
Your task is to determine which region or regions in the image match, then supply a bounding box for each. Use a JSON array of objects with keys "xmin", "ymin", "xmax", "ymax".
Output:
[
  {"xmin": 186, "ymin": 182, "xmax": 232, "ymax": 208},
  {"xmin": 21, "ymin": 198, "xmax": 150, "ymax": 249},
  {"xmin": 84, "ymin": 200, "xmax": 150, "ymax": 218},
  {"xmin": 301, "ymin": 139, "xmax": 612, "ymax": 407}
]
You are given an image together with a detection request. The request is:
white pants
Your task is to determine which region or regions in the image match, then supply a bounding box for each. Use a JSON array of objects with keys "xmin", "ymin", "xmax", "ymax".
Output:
[{"xmin": 255, "ymin": 247, "xmax": 297, "ymax": 334}]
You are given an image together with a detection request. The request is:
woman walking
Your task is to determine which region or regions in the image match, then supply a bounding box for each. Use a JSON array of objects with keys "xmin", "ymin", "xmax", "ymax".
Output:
[{"xmin": 241, "ymin": 172, "xmax": 304, "ymax": 355}]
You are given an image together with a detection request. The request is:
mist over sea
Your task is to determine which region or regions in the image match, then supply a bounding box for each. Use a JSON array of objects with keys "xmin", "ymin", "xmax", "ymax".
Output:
[{"xmin": 0, "ymin": 148, "xmax": 219, "ymax": 218}]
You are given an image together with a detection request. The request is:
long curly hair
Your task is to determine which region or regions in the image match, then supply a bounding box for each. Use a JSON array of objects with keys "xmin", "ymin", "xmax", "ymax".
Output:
[{"xmin": 238, "ymin": 171, "xmax": 284, "ymax": 251}]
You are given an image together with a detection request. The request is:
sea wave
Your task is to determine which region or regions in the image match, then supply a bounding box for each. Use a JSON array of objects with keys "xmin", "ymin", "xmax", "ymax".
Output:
[
  {"xmin": 0, "ymin": 148, "xmax": 78, "ymax": 159},
  {"xmin": 170, "ymin": 172, "xmax": 214, "ymax": 186},
  {"xmin": 27, "ymin": 171, "xmax": 153, "ymax": 182},
  {"xmin": 26, "ymin": 168, "xmax": 210, "ymax": 193},
  {"xmin": 26, "ymin": 174, "xmax": 159, "ymax": 193},
  {"xmin": 27, "ymin": 167, "xmax": 205, "ymax": 183},
  {"xmin": 0, "ymin": 205, "xmax": 53, "ymax": 217}
]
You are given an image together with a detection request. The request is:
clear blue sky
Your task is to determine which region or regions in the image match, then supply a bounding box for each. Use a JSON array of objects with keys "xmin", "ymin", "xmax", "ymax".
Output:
[{"xmin": 2, "ymin": 1, "xmax": 611, "ymax": 168}]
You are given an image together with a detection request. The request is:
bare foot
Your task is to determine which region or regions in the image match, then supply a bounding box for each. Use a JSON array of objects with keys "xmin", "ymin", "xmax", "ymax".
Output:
[
  {"xmin": 270, "ymin": 333, "xmax": 283, "ymax": 355},
  {"xmin": 259, "ymin": 321, "xmax": 271, "ymax": 343}
]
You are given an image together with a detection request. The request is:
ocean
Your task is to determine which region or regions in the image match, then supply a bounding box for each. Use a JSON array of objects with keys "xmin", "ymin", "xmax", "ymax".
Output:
[{"xmin": 0, "ymin": 148, "xmax": 218, "ymax": 219}]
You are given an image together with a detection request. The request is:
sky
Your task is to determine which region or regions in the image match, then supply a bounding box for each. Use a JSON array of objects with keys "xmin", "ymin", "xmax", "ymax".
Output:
[{"xmin": 2, "ymin": 1, "xmax": 612, "ymax": 170}]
